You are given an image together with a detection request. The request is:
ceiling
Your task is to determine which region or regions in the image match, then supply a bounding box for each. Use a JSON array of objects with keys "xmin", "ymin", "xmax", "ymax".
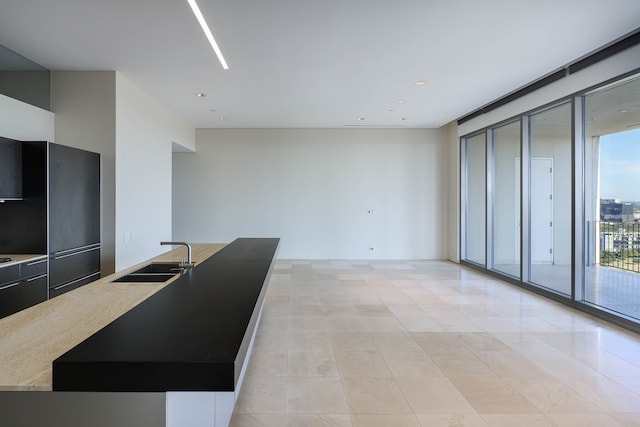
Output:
[{"xmin": 0, "ymin": 0, "xmax": 639, "ymax": 129}]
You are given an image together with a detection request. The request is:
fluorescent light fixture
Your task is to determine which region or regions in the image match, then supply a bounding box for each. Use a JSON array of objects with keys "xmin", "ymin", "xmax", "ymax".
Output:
[{"xmin": 187, "ymin": 0, "xmax": 229, "ymax": 70}]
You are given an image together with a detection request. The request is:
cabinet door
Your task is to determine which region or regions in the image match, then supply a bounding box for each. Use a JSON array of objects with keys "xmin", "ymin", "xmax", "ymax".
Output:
[
  {"xmin": 49, "ymin": 143, "xmax": 100, "ymax": 253},
  {"xmin": 20, "ymin": 258, "xmax": 47, "ymax": 279},
  {"xmin": 0, "ymin": 265, "xmax": 21, "ymax": 318},
  {"xmin": 0, "ymin": 138, "xmax": 22, "ymax": 200},
  {"xmin": 19, "ymin": 274, "xmax": 48, "ymax": 310},
  {"xmin": 49, "ymin": 245, "xmax": 100, "ymax": 289}
]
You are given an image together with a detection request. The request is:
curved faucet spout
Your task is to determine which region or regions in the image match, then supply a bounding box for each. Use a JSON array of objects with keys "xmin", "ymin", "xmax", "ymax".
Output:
[{"xmin": 160, "ymin": 241, "xmax": 193, "ymax": 268}]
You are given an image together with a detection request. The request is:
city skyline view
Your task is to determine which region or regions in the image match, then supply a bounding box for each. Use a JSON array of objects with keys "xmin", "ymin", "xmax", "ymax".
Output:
[{"xmin": 599, "ymin": 127, "xmax": 640, "ymax": 201}]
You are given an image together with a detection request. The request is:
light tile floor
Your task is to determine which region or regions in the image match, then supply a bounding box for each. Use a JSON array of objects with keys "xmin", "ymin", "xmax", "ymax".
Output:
[{"xmin": 230, "ymin": 260, "xmax": 640, "ymax": 426}]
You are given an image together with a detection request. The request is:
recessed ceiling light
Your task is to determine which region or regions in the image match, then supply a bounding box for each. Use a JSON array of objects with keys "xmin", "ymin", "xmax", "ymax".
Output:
[
  {"xmin": 399, "ymin": 117, "xmax": 407, "ymax": 121},
  {"xmin": 357, "ymin": 117, "xmax": 366, "ymax": 121},
  {"xmin": 394, "ymin": 99, "xmax": 405, "ymax": 104},
  {"xmin": 219, "ymin": 116, "xmax": 228, "ymax": 120},
  {"xmin": 196, "ymin": 92, "xmax": 207, "ymax": 97},
  {"xmin": 187, "ymin": 0, "xmax": 229, "ymax": 70},
  {"xmin": 620, "ymin": 109, "xmax": 628, "ymax": 113},
  {"xmin": 415, "ymin": 81, "xmax": 427, "ymax": 86}
]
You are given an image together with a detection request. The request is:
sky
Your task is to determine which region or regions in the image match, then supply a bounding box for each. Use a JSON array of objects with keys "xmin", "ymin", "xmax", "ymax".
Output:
[{"xmin": 599, "ymin": 128, "xmax": 640, "ymax": 201}]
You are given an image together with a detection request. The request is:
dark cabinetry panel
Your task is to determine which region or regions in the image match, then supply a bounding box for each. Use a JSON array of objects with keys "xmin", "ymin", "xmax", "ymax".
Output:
[
  {"xmin": 48, "ymin": 143, "xmax": 100, "ymax": 296},
  {"xmin": 0, "ymin": 259, "xmax": 47, "ymax": 319},
  {"xmin": 49, "ymin": 143, "xmax": 100, "ymax": 253},
  {"xmin": 0, "ymin": 140, "xmax": 47, "ymax": 254},
  {"xmin": 49, "ymin": 272, "xmax": 100, "ymax": 299},
  {"xmin": 0, "ymin": 137, "xmax": 22, "ymax": 200},
  {"xmin": 49, "ymin": 245, "xmax": 100, "ymax": 293},
  {"xmin": 19, "ymin": 258, "xmax": 47, "ymax": 311},
  {"xmin": 0, "ymin": 264, "xmax": 21, "ymax": 318}
]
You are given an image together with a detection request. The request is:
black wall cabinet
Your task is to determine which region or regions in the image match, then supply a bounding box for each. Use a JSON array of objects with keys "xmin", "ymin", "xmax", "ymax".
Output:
[
  {"xmin": 0, "ymin": 137, "xmax": 23, "ymax": 200},
  {"xmin": 0, "ymin": 140, "xmax": 47, "ymax": 254},
  {"xmin": 48, "ymin": 143, "xmax": 100, "ymax": 297}
]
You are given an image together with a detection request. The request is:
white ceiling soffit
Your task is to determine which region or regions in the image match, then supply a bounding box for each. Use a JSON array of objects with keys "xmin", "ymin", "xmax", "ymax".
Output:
[{"xmin": 0, "ymin": 0, "xmax": 639, "ymax": 129}]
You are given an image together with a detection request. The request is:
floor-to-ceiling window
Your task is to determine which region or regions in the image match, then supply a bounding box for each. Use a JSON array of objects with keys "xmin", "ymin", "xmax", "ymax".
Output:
[
  {"xmin": 528, "ymin": 103, "xmax": 572, "ymax": 296},
  {"xmin": 464, "ymin": 132, "xmax": 486, "ymax": 266},
  {"xmin": 583, "ymin": 75, "xmax": 640, "ymax": 320},
  {"xmin": 492, "ymin": 121, "xmax": 521, "ymax": 278},
  {"xmin": 460, "ymin": 70, "xmax": 640, "ymax": 330}
]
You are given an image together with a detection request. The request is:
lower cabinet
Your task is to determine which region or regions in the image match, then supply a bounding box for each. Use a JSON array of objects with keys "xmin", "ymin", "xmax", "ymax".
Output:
[
  {"xmin": 0, "ymin": 258, "xmax": 48, "ymax": 319},
  {"xmin": 49, "ymin": 244, "xmax": 100, "ymax": 298},
  {"xmin": 0, "ymin": 264, "xmax": 21, "ymax": 318},
  {"xmin": 19, "ymin": 258, "xmax": 48, "ymax": 311}
]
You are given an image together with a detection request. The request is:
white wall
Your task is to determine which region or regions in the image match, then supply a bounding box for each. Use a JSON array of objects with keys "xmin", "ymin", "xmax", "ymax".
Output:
[
  {"xmin": 115, "ymin": 73, "xmax": 194, "ymax": 270},
  {"xmin": 51, "ymin": 71, "xmax": 117, "ymax": 274},
  {"xmin": 52, "ymin": 71, "xmax": 195, "ymax": 272},
  {"xmin": 0, "ymin": 93, "xmax": 54, "ymax": 141},
  {"xmin": 173, "ymin": 128, "xmax": 447, "ymax": 259}
]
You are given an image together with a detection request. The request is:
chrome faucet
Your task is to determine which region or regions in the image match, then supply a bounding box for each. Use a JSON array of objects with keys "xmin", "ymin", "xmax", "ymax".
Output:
[{"xmin": 160, "ymin": 241, "xmax": 194, "ymax": 268}]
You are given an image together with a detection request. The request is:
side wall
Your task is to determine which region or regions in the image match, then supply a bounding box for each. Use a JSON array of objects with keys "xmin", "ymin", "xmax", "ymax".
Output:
[
  {"xmin": 115, "ymin": 73, "xmax": 195, "ymax": 270},
  {"xmin": 173, "ymin": 128, "xmax": 448, "ymax": 260},
  {"xmin": 51, "ymin": 71, "xmax": 195, "ymax": 272},
  {"xmin": 50, "ymin": 71, "xmax": 117, "ymax": 274}
]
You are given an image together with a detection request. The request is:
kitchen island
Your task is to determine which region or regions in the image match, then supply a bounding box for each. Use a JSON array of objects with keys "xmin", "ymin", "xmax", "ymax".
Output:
[{"xmin": 0, "ymin": 238, "xmax": 279, "ymax": 427}]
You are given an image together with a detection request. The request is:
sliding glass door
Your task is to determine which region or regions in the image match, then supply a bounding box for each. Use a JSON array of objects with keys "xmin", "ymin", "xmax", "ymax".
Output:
[
  {"xmin": 460, "ymin": 71, "xmax": 640, "ymax": 329},
  {"xmin": 528, "ymin": 103, "xmax": 572, "ymax": 295},
  {"xmin": 492, "ymin": 121, "xmax": 521, "ymax": 278},
  {"xmin": 583, "ymin": 76, "xmax": 640, "ymax": 320}
]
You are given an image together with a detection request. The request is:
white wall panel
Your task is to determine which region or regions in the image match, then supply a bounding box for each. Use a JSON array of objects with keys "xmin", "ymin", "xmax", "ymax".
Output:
[
  {"xmin": 115, "ymin": 73, "xmax": 194, "ymax": 270},
  {"xmin": 173, "ymin": 128, "xmax": 447, "ymax": 259}
]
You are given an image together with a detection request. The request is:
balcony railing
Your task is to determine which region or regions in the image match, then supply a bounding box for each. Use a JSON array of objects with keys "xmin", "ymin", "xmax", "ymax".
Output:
[{"xmin": 589, "ymin": 221, "xmax": 640, "ymax": 273}]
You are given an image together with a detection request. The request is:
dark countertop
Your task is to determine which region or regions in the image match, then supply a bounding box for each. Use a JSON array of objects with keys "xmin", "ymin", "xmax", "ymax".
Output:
[{"xmin": 52, "ymin": 238, "xmax": 279, "ymax": 392}]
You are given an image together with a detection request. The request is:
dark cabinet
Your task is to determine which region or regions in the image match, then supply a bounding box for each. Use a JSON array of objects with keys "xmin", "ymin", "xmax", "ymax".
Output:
[
  {"xmin": 0, "ymin": 264, "xmax": 21, "ymax": 318},
  {"xmin": 19, "ymin": 258, "xmax": 48, "ymax": 310},
  {"xmin": 0, "ymin": 141, "xmax": 47, "ymax": 255},
  {"xmin": 48, "ymin": 143, "xmax": 100, "ymax": 297},
  {"xmin": 0, "ymin": 258, "xmax": 48, "ymax": 319},
  {"xmin": 0, "ymin": 137, "xmax": 23, "ymax": 200}
]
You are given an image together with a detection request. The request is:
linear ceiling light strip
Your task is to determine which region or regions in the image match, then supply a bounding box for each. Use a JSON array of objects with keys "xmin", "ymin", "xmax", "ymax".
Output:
[{"xmin": 187, "ymin": 0, "xmax": 229, "ymax": 70}]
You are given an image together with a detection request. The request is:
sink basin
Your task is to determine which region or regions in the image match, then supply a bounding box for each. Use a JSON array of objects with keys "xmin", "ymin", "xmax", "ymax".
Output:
[
  {"xmin": 110, "ymin": 262, "xmax": 192, "ymax": 283},
  {"xmin": 111, "ymin": 273, "xmax": 176, "ymax": 283},
  {"xmin": 131, "ymin": 263, "xmax": 184, "ymax": 274}
]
